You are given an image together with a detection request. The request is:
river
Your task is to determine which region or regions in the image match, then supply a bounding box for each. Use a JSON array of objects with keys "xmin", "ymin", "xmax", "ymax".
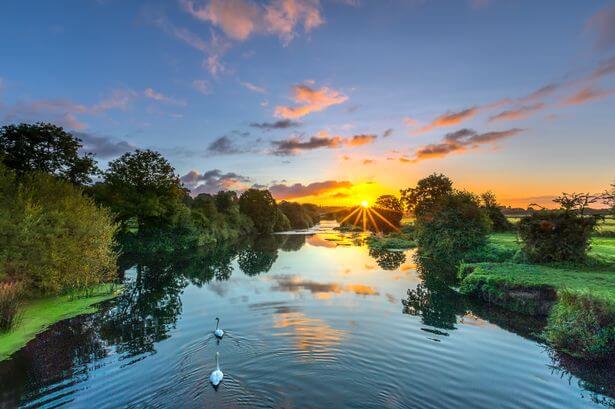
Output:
[{"xmin": 0, "ymin": 221, "xmax": 613, "ymax": 408}]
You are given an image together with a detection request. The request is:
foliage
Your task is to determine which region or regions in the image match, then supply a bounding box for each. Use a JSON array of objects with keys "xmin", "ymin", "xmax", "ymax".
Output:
[
  {"xmin": 0, "ymin": 282, "xmax": 24, "ymax": 332},
  {"xmin": 518, "ymin": 211, "xmax": 597, "ymax": 263},
  {"xmin": 214, "ymin": 190, "xmax": 238, "ymax": 214},
  {"xmin": 0, "ymin": 166, "xmax": 118, "ymax": 295},
  {"xmin": 481, "ymin": 191, "xmax": 513, "ymax": 232},
  {"xmin": 239, "ymin": 189, "xmax": 278, "ymax": 234},
  {"xmin": 400, "ymin": 173, "xmax": 452, "ymax": 215},
  {"xmin": 0, "ymin": 122, "xmax": 98, "ymax": 185},
  {"xmin": 273, "ymin": 208, "xmax": 291, "ymax": 232},
  {"xmin": 413, "ymin": 188, "xmax": 492, "ymax": 268},
  {"xmin": 374, "ymin": 195, "xmax": 403, "ymax": 213},
  {"xmin": 278, "ymin": 201, "xmax": 319, "ymax": 230},
  {"xmin": 544, "ymin": 290, "xmax": 615, "ymax": 360},
  {"xmin": 603, "ymin": 184, "xmax": 615, "ymax": 217},
  {"xmin": 92, "ymin": 149, "xmax": 189, "ymax": 230},
  {"xmin": 366, "ymin": 233, "xmax": 416, "ymax": 250}
]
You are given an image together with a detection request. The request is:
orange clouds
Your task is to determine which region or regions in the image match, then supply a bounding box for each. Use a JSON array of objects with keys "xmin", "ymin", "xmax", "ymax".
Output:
[
  {"xmin": 488, "ymin": 103, "xmax": 545, "ymax": 123},
  {"xmin": 271, "ymin": 130, "xmax": 376, "ymax": 155},
  {"xmin": 563, "ymin": 86, "xmax": 615, "ymax": 105},
  {"xmin": 412, "ymin": 128, "xmax": 523, "ymax": 162},
  {"xmin": 269, "ymin": 180, "xmax": 353, "ymax": 199},
  {"xmin": 275, "ymin": 84, "xmax": 348, "ymax": 119},
  {"xmin": 412, "ymin": 107, "xmax": 479, "ymax": 134},
  {"xmin": 181, "ymin": 0, "xmax": 323, "ymax": 44}
]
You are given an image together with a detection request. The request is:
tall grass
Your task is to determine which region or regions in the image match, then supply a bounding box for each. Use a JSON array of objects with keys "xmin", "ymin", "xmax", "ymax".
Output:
[{"xmin": 0, "ymin": 282, "xmax": 24, "ymax": 332}]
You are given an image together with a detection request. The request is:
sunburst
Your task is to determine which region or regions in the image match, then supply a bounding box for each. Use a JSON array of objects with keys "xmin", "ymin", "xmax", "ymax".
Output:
[{"xmin": 339, "ymin": 201, "xmax": 402, "ymax": 233}]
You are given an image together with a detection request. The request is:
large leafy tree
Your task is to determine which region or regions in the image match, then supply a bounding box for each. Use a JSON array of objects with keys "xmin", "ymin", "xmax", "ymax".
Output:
[
  {"xmin": 92, "ymin": 149, "xmax": 190, "ymax": 229},
  {"xmin": 480, "ymin": 191, "xmax": 512, "ymax": 232},
  {"xmin": 0, "ymin": 122, "xmax": 98, "ymax": 185},
  {"xmin": 238, "ymin": 189, "xmax": 278, "ymax": 234},
  {"xmin": 400, "ymin": 173, "xmax": 453, "ymax": 215},
  {"xmin": 374, "ymin": 194, "xmax": 403, "ymax": 213}
]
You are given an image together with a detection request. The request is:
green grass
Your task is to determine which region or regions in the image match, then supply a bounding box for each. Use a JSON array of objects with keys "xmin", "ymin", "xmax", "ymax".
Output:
[
  {"xmin": 0, "ymin": 284, "xmax": 122, "ymax": 361},
  {"xmin": 366, "ymin": 233, "xmax": 416, "ymax": 250},
  {"xmin": 460, "ymin": 263, "xmax": 615, "ymax": 304}
]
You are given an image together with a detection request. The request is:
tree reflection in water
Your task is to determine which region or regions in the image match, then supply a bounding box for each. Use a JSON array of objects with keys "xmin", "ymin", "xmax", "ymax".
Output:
[{"xmin": 368, "ymin": 248, "xmax": 406, "ymax": 270}]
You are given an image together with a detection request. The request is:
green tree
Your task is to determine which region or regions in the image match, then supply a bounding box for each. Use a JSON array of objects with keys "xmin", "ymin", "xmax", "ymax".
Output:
[
  {"xmin": 400, "ymin": 173, "xmax": 453, "ymax": 215},
  {"xmin": 0, "ymin": 122, "xmax": 98, "ymax": 185},
  {"xmin": 273, "ymin": 208, "xmax": 291, "ymax": 232},
  {"xmin": 374, "ymin": 194, "xmax": 403, "ymax": 213},
  {"xmin": 92, "ymin": 150, "xmax": 190, "ymax": 230},
  {"xmin": 214, "ymin": 190, "xmax": 239, "ymax": 214},
  {"xmin": 411, "ymin": 176, "xmax": 491, "ymax": 270},
  {"xmin": 238, "ymin": 189, "xmax": 278, "ymax": 234},
  {"xmin": 0, "ymin": 165, "xmax": 117, "ymax": 295},
  {"xmin": 278, "ymin": 201, "xmax": 315, "ymax": 229},
  {"xmin": 481, "ymin": 191, "xmax": 512, "ymax": 232}
]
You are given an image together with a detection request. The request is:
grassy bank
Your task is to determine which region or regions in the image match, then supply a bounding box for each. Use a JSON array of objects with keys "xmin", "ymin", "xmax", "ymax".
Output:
[
  {"xmin": 459, "ymin": 233, "xmax": 615, "ymax": 359},
  {"xmin": 0, "ymin": 284, "xmax": 122, "ymax": 361}
]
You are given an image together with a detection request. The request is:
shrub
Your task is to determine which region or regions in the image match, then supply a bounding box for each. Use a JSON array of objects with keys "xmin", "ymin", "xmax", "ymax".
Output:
[
  {"xmin": 273, "ymin": 208, "xmax": 291, "ymax": 232},
  {"xmin": 278, "ymin": 201, "xmax": 315, "ymax": 229},
  {"xmin": 544, "ymin": 291, "xmax": 615, "ymax": 360},
  {"xmin": 0, "ymin": 282, "xmax": 24, "ymax": 331},
  {"xmin": 0, "ymin": 166, "xmax": 118, "ymax": 295},
  {"xmin": 518, "ymin": 211, "xmax": 596, "ymax": 263},
  {"xmin": 414, "ymin": 190, "xmax": 492, "ymax": 267}
]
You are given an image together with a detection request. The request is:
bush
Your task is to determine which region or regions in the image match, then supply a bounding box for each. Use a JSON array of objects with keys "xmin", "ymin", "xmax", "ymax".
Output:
[
  {"xmin": 518, "ymin": 211, "xmax": 597, "ymax": 263},
  {"xmin": 414, "ymin": 190, "xmax": 492, "ymax": 267},
  {"xmin": 0, "ymin": 167, "xmax": 118, "ymax": 295},
  {"xmin": 0, "ymin": 282, "xmax": 24, "ymax": 332},
  {"xmin": 544, "ymin": 291, "xmax": 615, "ymax": 360},
  {"xmin": 278, "ymin": 201, "xmax": 315, "ymax": 229},
  {"xmin": 273, "ymin": 208, "xmax": 291, "ymax": 232}
]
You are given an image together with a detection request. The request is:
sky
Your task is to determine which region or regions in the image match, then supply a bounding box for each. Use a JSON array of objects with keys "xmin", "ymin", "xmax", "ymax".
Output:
[{"xmin": 1, "ymin": 0, "xmax": 614, "ymax": 207}]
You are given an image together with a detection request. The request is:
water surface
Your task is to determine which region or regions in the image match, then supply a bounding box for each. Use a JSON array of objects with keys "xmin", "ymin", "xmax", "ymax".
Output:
[{"xmin": 1, "ymin": 221, "xmax": 613, "ymax": 408}]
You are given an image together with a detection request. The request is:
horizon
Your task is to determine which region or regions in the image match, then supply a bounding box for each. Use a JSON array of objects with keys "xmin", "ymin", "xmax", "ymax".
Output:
[{"xmin": 1, "ymin": 0, "xmax": 614, "ymax": 208}]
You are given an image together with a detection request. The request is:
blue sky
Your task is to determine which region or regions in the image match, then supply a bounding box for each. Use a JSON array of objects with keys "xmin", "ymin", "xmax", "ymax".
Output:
[{"xmin": 1, "ymin": 0, "xmax": 613, "ymax": 205}]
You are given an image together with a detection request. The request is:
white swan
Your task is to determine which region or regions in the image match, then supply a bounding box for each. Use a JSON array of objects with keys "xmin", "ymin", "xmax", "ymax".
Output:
[
  {"xmin": 210, "ymin": 351, "xmax": 224, "ymax": 386},
  {"xmin": 214, "ymin": 317, "xmax": 224, "ymax": 339}
]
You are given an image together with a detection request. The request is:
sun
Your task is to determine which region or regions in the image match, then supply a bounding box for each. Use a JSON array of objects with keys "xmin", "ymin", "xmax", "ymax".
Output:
[{"xmin": 360, "ymin": 200, "xmax": 369, "ymax": 208}]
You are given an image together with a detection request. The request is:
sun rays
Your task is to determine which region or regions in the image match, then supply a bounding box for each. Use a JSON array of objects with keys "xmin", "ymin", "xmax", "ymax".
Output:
[{"xmin": 338, "ymin": 202, "xmax": 402, "ymax": 233}]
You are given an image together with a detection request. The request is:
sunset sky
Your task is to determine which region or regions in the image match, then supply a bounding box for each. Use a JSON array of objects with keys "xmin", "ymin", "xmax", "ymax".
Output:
[{"xmin": 1, "ymin": 0, "xmax": 614, "ymax": 207}]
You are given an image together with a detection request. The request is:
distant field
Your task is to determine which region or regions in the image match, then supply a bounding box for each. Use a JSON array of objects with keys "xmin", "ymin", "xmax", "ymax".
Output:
[{"xmin": 506, "ymin": 215, "xmax": 615, "ymax": 235}]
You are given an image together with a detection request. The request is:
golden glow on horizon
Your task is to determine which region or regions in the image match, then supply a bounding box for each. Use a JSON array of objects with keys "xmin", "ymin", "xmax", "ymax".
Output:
[{"xmin": 360, "ymin": 200, "xmax": 369, "ymax": 208}]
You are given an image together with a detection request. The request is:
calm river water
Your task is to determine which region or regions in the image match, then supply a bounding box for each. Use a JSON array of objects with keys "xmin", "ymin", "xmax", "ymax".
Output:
[{"xmin": 0, "ymin": 221, "xmax": 613, "ymax": 408}]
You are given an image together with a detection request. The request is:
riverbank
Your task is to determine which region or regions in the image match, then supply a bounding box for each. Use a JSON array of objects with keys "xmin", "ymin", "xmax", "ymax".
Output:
[
  {"xmin": 0, "ymin": 284, "xmax": 122, "ymax": 361},
  {"xmin": 459, "ymin": 233, "xmax": 615, "ymax": 359}
]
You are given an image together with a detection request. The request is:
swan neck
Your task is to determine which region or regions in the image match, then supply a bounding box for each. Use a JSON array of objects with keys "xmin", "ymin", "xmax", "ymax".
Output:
[
  {"xmin": 216, "ymin": 352, "xmax": 220, "ymax": 370},
  {"xmin": 215, "ymin": 318, "xmax": 219, "ymax": 330}
]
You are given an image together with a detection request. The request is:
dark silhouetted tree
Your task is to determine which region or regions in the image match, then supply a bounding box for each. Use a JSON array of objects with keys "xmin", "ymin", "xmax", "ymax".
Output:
[
  {"xmin": 0, "ymin": 122, "xmax": 98, "ymax": 185},
  {"xmin": 238, "ymin": 189, "xmax": 278, "ymax": 234}
]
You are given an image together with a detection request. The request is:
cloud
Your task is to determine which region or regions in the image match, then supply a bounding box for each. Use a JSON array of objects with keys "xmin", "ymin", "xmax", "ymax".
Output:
[
  {"xmin": 1, "ymin": 90, "xmax": 136, "ymax": 131},
  {"xmin": 144, "ymin": 87, "xmax": 186, "ymax": 106},
  {"xmin": 362, "ymin": 159, "xmax": 374, "ymax": 165},
  {"xmin": 269, "ymin": 180, "xmax": 353, "ymax": 199},
  {"xmin": 414, "ymin": 107, "xmax": 479, "ymax": 134},
  {"xmin": 412, "ymin": 128, "xmax": 524, "ymax": 162},
  {"xmin": 241, "ymin": 81, "xmax": 267, "ymax": 93},
  {"xmin": 403, "ymin": 117, "xmax": 418, "ymax": 126},
  {"xmin": 150, "ymin": 14, "xmax": 230, "ymax": 76},
  {"xmin": 271, "ymin": 275, "xmax": 378, "ymax": 297},
  {"xmin": 383, "ymin": 128, "xmax": 394, "ymax": 137},
  {"xmin": 193, "ymin": 79, "xmax": 211, "ymax": 95},
  {"xmin": 250, "ymin": 119, "xmax": 301, "ymax": 130},
  {"xmin": 181, "ymin": 0, "xmax": 323, "ymax": 45},
  {"xmin": 207, "ymin": 135, "xmax": 247, "ymax": 154},
  {"xmin": 563, "ymin": 85, "xmax": 615, "ymax": 105},
  {"xmin": 488, "ymin": 103, "xmax": 545, "ymax": 123},
  {"xmin": 271, "ymin": 131, "xmax": 376, "ymax": 155},
  {"xmin": 75, "ymin": 132, "xmax": 136, "ymax": 159},
  {"xmin": 346, "ymin": 133, "xmax": 377, "ymax": 146},
  {"xmin": 274, "ymin": 84, "xmax": 348, "ymax": 119},
  {"xmin": 590, "ymin": 56, "xmax": 615, "ymax": 80},
  {"xmin": 181, "ymin": 168, "xmax": 252, "ymax": 194},
  {"xmin": 272, "ymin": 134, "xmax": 342, "ymax": 154},
  {"xmin": 586, "ymin": 4, "xmax": 615, "ymax": 50}
]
